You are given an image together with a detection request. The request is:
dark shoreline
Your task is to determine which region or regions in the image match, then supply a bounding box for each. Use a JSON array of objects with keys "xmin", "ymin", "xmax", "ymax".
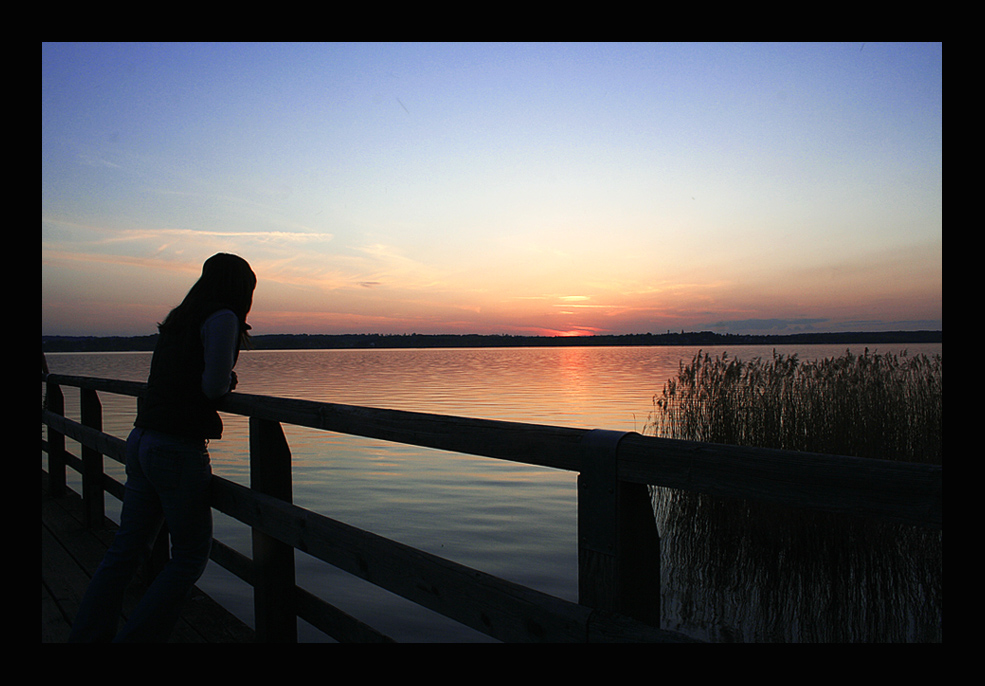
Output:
[{"xmin": 42, "ymin": 330, "xmax": 942, "ymax": 353}]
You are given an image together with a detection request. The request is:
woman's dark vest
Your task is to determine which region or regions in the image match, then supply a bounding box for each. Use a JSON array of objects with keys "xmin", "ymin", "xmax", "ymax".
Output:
[{"xmin": 134, "ymin": 310, "xmax": 231, "ymax": 440}]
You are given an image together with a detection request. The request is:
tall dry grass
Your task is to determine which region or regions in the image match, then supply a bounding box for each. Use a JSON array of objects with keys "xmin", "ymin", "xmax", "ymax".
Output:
[{"xmin": 646, "ymin": 348, "xmax": 941, "ymax": 463}]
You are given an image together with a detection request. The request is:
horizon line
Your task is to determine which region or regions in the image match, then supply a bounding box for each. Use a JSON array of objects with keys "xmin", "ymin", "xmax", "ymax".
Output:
[{"xmin": 41, "ymin": 328, "xmax": 944, "ymax": 339}]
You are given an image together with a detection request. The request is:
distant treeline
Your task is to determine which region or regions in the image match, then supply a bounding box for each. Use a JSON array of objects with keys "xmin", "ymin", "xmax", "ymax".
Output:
[{"xmin": 42, "ymin": 330, "xmax": 942, "ymax": 353}]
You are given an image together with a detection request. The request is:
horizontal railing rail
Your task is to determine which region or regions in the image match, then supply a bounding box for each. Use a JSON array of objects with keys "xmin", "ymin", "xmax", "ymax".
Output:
[
  {"xmin": 42, "ymin": 370, "xmax": 941, "ymax": 642},
  {"xmin": 45, "ymin": 372, "xmax": 942, "ymax": 528}
]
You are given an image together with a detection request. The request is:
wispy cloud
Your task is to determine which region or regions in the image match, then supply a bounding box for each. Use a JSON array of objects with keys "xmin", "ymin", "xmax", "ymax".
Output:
[{"xmin": 42, "ymin": 216, "xmax": 333, "ymax": 248}]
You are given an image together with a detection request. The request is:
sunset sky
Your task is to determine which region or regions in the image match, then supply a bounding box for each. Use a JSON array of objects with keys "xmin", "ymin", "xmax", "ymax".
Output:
[{"xmin": 42, "ymin": 42, "xmax": 942, "ymax": 338}]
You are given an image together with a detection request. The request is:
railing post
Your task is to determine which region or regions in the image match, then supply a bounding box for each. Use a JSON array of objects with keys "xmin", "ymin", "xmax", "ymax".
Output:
[
  {"xmin": 44, "ymin": 378, "xmax": 67, "ymax": 497},
  {"xmin": 249, "ymin": 416, "xmax": 297, "ymax": 642},
  {"xmin": 578, "ymin": 430, "xmax": 661, "ymax": 626},
  {"xmin": 80, "ymin": 388, "xmax": 105, "ymax": 528}
]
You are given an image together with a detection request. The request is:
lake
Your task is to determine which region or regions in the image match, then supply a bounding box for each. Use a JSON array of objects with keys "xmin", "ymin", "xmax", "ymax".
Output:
[{"xmin": 43, "ymin": 342, "xmax": 942, "ymax": 642}]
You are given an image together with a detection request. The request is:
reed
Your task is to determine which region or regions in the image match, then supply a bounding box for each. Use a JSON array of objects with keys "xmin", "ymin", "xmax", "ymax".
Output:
[
  {"xmin": 644, "ymin": 348, "xmax": 942, "ymax": 642},
  {"xmin": 646, "ymin": 348, "xmax": 942, "ymax": 464}
]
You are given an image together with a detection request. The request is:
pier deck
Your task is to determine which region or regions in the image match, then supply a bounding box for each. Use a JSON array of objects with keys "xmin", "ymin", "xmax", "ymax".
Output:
[{"xmin": 41, "ymin": 471, "xmax": 254, "ymax": 643}]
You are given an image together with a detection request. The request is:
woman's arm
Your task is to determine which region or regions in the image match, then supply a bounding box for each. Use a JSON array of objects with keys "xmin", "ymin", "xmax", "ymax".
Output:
[{"xmin": 200, "ymin": 309, "xmax": 240, "ymax": 399}]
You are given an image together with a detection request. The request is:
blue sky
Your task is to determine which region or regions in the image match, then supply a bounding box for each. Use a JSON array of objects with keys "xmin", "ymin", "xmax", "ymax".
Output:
[{"xmin": 42, "ymin": 42, "xmax": 942, "ymax": 337}]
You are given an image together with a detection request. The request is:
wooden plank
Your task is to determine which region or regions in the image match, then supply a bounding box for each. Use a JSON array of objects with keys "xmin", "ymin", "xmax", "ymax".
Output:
[
  {"xmin": 42, "ymin": 581, "xmax": 71, "ymax": 644},
  {"xmin": 42, "ymin": 472, "xmax": 254, "ymax": 643},
  {"xmin": 615, "ymin": 481, "xmax": 661, "ymax": 625},
  {"xmin": 616, "ymin": 433, "xmax": 942, "ymax": 528},
  {"xmin": 249, "ymin": 417, "xmax": 297, "ymax": 643},
  {"xmin": 208, "ymin": 536, "xmax": 394, "ymax": 642},
  {"xmin": 44, "ymin": 373, "xmax": 146, "ymax": 398},
  {"xmin": 209, "ymin": 473, "xmax": 693, "ymax": 643},
  {"xmin": 294, "ymin": 586, "xmax": 395, "ymax": 643},
  {"xmin": 578, "ymin": 431, "xmax": 661, "ymax": 625},
  {"xmin": 221, "ymin": 392, "xmax": 940, "ymax": 528},
  {"xmin": 44, "ymin": 381, "xmax": 66, "ymax": 497},
  {"xmin": 41, "ymin": 524, "xmax": 85, "ymax": 643},
  {"xmin": 80, "ymin": 388, "xmax": 104, "ymax": 528},
  {"xmin": 223, "ymin": 392, "xmax": 585, "ymax": 473},
  {"xmin": 41, "ymin": 409, "xmax": 127, "ymax": 463},
  {"xmin": 578, "ymin": 430, "xmax": 620, "ymax": 612},
  {"xmin": 211, "ymin": 473, "xmax": 589, "ymax": 641}
]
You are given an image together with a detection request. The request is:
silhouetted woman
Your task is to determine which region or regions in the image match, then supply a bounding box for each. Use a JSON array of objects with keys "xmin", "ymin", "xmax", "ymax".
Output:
[{"xmin": 69, "ymin": 253, "xmax": 256, "ymax": 642}]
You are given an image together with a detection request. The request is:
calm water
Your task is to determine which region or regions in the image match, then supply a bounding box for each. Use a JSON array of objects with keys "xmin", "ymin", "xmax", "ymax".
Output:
[{"xmin": 43, "ymin": 343, "xmax": 942, "ymax": 642}]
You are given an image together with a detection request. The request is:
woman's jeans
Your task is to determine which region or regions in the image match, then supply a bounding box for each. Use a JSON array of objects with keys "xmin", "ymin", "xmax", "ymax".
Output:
[{"xmin": 68, "ymin": 427, "xmax": 213, "ymax": 642}]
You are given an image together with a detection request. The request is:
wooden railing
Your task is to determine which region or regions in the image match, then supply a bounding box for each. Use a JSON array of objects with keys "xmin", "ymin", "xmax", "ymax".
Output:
[{"xmin": 41, "ymin": 371, "xmax": 942, "ymax": 642}]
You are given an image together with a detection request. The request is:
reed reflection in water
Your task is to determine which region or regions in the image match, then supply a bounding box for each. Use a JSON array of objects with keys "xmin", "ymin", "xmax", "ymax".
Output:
[{"xmin": 653, "ymin": 491, "xmax": 941, "ymax": 642}]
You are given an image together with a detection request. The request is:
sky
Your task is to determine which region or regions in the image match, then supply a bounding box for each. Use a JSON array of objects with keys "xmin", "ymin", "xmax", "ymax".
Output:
[{"xmin": 42, "ymin": 42, "xmax": 942, "ymax": 338}]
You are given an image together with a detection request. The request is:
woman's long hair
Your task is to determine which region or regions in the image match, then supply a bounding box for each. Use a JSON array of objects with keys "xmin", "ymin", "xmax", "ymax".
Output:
[{"xmin": 158, "ymin": 253, "xmax": 257, "ymax": 347}]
